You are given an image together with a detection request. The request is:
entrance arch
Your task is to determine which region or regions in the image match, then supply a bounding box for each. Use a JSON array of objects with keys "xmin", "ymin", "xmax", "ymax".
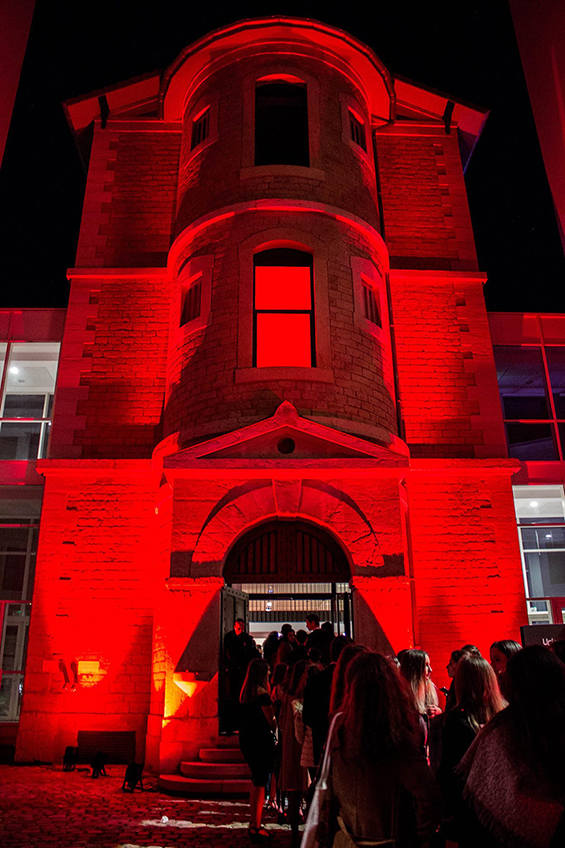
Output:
[
  {"xmin": 222, "ymin": 518, "xmax": 353, "ymax": 647},
  {"xmin": 224, "ymin": 518, "xmax": 351, "ymax": 583}
]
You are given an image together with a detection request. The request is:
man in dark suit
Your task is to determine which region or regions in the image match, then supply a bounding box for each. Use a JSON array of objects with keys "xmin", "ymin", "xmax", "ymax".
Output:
[{"xmin": 222, "ymin": 618, "xmax": 258, "ymax": 732}]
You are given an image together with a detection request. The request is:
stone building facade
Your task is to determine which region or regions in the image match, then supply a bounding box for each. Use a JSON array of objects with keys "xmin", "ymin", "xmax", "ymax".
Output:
[{"xmin": 11, "ymin": 18, "xmax": 537, "ymax": 775}]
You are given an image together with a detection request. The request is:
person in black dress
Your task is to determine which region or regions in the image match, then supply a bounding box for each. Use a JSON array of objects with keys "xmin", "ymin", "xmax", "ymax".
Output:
[{"xmin": 239, "ymin": 658, "xmax": 277, "ymax": 842}]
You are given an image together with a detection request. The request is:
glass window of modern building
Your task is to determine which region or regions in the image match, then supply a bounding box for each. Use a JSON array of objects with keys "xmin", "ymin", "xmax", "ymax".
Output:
[
  {"xmin": 494, "ymin": 344, "xmax": 565, "ymax": 460},
  {"xmin": 0, "ymin": 342, "xmax": 60, "ymax": 460},
  {"xmin": 513, "ymin": 485, "xmax": 565, "ymax": 625}
]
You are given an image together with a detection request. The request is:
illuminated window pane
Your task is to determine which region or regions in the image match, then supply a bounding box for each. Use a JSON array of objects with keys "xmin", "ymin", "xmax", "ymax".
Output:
[
  {"xmin": 256, "ymin": 314, "xmax": 312, "ymax": 367},
  {"xmin": 5, "ymin": 343, "xmax": 59, "ymax": 397},
  {"xmin": 494, "ymin": 346, "xmax": 550, "ymax": 419},
  {"xmin": 255, "ymin": 266, "xmax": 311, "ymax": 310}
]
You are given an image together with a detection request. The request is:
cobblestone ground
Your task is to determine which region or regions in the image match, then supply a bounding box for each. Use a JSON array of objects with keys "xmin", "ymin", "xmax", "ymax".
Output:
[{"xmin": 0, "ymin": 765, "xmax": 293, "ymax": 848}]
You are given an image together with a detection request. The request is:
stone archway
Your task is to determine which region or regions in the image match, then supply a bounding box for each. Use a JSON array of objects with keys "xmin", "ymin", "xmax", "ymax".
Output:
[
  {"xmin": 190, "ymin": 478, "xmax": 382, "ymax": 577},
  {"xmin": 224, "ymin": 518, "xmax": 351, "ymax": 583}
]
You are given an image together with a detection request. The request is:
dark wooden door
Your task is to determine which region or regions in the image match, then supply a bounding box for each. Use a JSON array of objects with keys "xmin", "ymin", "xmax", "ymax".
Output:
[{"xmin": 224, "ymin": 520, "xmax": 350, "ymax": 583}]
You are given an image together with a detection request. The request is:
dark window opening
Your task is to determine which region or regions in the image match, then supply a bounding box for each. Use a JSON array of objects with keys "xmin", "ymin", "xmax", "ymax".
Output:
[
  {"xmin": 505, "ymin": 421, "xmax": 558, "ymax": 461},
  {"xmin": 363, "ymin": 284, "xmax": 381, "ymax": 326},
  {"xmin": 255, "ymin": 82, "xmax": 309, "ymax": 166},
  {"xmin": 253, "ymin": 248, "xmax": 315, "ymax": 367},
  {"xmin": 494, "ymin": 346, "xmax": 550, "ymax": 419},
  {"xmin": 546, "ymin": 347, "xmax": 565, "ymax": 418},
  {"xmin": 349, "ymin": 111, "xmax": 366, "ymax": 151},
  {"xmin": 191, "ymin": 108, "xmax": 210, "ymax": 150},
  {"xmin": 180, "ymin": 281, "xmax": 202, "ymax": 326}
]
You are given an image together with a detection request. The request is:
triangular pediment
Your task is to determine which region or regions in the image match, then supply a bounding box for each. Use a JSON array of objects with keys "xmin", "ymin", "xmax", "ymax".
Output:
[{"xmin": 163, "ymin": 402, "xmax": 408, "ymax": 467}]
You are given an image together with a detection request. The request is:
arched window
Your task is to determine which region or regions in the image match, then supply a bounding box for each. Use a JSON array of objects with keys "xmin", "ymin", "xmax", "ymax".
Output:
[
  {"xmin": 255, "ymin": 81, "xmax": 309, "ymax": 166},
  {"xmin": 253, "ymin": 248, "xmax": 315, "ymax": 367}
]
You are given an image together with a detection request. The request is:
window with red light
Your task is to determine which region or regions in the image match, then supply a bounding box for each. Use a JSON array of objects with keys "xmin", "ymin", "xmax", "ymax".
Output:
[{"xmin": 253, "ymin": 249, "xmax": 315, "ymax": 367}]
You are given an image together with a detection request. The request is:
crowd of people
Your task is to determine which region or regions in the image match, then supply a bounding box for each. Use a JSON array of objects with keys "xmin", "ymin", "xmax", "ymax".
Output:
[{"xmin": 233, "ymin": 617, "xmax": 565, "ymax": 847}]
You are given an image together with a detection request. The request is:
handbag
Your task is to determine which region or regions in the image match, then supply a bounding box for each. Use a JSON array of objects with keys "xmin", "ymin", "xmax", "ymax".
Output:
[{"xmin": 300, "ymin": 711, "xmax": 342, "ymax": 848}]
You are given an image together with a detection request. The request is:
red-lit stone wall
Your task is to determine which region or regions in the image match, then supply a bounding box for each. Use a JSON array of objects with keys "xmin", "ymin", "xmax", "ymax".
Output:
[
  {"xmin": 374, "ymin": 123, "xmax": 477, "ymax": 270},
  {"xmin": 164, "ymin": 211, "xmax": 396, "ymax": 445},
  {"xmin": 406, "ymin": 463, "xmax": 526, "ymax": 684},
  {"xmin": 50, "ymin": 271, "xmax": 172, "ymax": 459},
  {"xmin": 76, "ymin": 122, "xmax": 181, "ymax": 268},
  {"xmin": 389, "ymin": 270, "xmax": 507, "ymax": 458},
  {"xmin": 15, "ymin": 464, "xmax": 165, "ymax": 764},
  {"xmin": 175, "ymin": 56, "xmax": 379, "ymax": 234},
  {"xmin": 16, "ymin": 19, "xmax": 531, "ymax": 770}
]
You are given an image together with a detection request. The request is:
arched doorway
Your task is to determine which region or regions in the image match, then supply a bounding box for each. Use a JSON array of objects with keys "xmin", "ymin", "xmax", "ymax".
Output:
[
  {"xmin": 223, "ymin": 518, "xmax": 352, "ymax": 642},
  {"xmin": 219, "ymin": 519, "xmax": 353, "ymax": 731}
]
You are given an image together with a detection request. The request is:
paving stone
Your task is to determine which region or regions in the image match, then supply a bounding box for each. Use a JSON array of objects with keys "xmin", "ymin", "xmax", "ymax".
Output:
[{"xmin": 0, "ymin": 765, "xmax": 291, "ymax": 847}]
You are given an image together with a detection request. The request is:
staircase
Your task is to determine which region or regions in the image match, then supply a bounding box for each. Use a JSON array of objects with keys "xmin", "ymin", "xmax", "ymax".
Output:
[{"xmin": 160, "ymin": 736, "xmax": 252, "ymax": 795}]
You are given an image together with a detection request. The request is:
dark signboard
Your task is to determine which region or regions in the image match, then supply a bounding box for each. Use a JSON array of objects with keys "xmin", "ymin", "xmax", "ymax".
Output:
[{"xmin": 520, "ymin": 624, "xmax": 565, "ymax": 647}]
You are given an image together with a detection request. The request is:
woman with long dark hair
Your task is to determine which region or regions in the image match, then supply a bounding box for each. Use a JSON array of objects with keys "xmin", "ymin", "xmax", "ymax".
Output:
[
  {"xmin": 325, "ymin": 651, "xmax": 440, "ymax": 847},
  {"xmin": 239, "ymin": 658, "xmax": 276, "ymax": 842},
  {"xmin": 278, "ymin": 659, "xmax": 309, "ymax": 847},
  {"xmin": 489, "ymin": 638, "xmax": 521, "ymax": 698},
  {"xmin": 328, "ymin": 643, "xmax": 367, "ymax": 716},
  {"xmin": 459, "ymin": 646, "xmax": 565, "ymax": 847}
]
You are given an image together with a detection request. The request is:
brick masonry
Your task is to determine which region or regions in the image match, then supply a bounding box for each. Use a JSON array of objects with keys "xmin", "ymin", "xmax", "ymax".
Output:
[{"xmin": 374, "ymin": 123, "xmax": 478, "ymax": 270}]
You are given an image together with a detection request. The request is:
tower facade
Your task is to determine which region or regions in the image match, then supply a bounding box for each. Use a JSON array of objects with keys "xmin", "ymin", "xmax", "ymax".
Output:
[{"xmin": 15, "ymin": 19, "xmax": 526, "ymax": 774}]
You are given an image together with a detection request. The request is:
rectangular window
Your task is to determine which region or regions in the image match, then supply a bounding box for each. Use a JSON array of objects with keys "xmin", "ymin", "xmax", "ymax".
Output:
[
  {"xmin": 504, "ymin": 421, "xmax": 558, "ymax": 461},
  {"xmin": 0, "ymin": 602, "xmax": 30, "ymax": 721},
  {"xmin": 494, "ymin": 344, "xmax": 565, "ymax": 461},
  {"xmin": 362, "ymin": 284, "xmax": 380, "ymax": 326},
  {"xmin": 513, "ymin": 485, "xmax": 565, "ymax": 625},
  {"xmin": 349, "ymin": 110, "xmax": 366, "ymax": 151},
  {"xmin": 0, "ymin": 342, "xmax": 59, "ymax": 460},
  {"xmin": 255, "ymin": 82, "xmax": 309, "ymax": 166},
  {"xmin": 253, "ymin": 249, "xmax": 314, "ymax": 367},
  {"xmin": 494, "ymin": 346, "xmax": 550, "ymax": 419},
  {"xmin": 546, "ymin": 347, "xmax": 565, "ymax": 418},
  {"xmin": 190, "ymin": 108, "xmax": 210, "ymax": 150},
  {"xmin": 180, "ymin": 280, "xmax": 202, "ymax": 326}
]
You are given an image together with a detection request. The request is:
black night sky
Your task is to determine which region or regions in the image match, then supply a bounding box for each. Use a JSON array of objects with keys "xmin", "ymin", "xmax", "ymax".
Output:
[{"xmin": 1, "ymin": 0, "xmax": 564, "ymax": 311}]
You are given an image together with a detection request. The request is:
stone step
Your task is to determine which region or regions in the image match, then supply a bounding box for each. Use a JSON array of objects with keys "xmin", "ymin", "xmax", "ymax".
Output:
[
  {"xmin": 199, "ymin": 746, "xmax": 245, "ymax": 763},
  {"xmin": 181, "ymin": 760, "xmax": 250, "ymax": 779},
  {"xmin": 214, "ymin": 734, "xmax": 240, "ymax": 748},
  {"xmin": 159, "ymin": 773, "xmax": 251, "ymax": 796}
]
